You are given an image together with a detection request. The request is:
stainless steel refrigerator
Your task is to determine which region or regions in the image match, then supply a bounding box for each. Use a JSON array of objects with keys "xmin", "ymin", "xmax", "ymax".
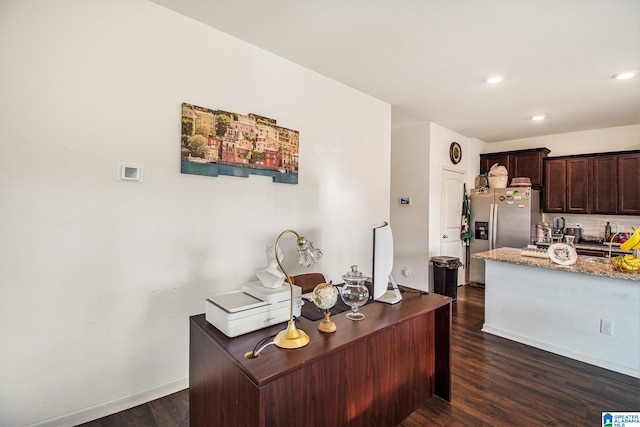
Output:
[{"xmin": 469, "ymin": 188, "xmax": 541, "ymax": 285}]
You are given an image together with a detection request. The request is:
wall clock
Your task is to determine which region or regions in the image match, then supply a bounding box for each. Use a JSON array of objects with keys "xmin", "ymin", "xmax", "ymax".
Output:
[{"xmin": 449, "ymin": 142, "xmax": 462, "ymax": 164}]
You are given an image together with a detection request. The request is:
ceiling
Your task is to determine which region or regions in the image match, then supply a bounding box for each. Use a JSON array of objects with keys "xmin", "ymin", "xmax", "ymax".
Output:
[{"xmin": 150, "ymin": 0, "xmax": 640, "ymax": 143}]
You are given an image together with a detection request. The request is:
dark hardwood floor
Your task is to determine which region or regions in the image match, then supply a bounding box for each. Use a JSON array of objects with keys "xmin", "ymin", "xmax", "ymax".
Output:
[
  {"xmin": 78, "ymin": 389, "xmax": 189, "ymax": 427},
  {"xmin": 400, "ymin": 285, "xmax": 639, "ymax": 427},
  {"xmin": 79, "ymin": 285, "xmax": 639, "ymax": 427}
]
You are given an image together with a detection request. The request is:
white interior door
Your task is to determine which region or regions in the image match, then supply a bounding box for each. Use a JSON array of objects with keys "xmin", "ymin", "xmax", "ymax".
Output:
[{"xmin": 440, "ymin": 168, "xmax": 465, "ymax": 282}]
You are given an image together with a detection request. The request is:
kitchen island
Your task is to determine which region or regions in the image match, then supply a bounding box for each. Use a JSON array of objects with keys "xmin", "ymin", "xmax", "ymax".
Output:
[{"xmin": 473, "ymin": 248, "xmax": 639, "ymax": 378}]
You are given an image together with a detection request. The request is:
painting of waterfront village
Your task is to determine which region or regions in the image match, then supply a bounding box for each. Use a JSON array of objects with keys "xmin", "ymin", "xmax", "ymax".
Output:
[{"xmin": 181, "ymin": 103, "xmax": 299, "ymax": 184}]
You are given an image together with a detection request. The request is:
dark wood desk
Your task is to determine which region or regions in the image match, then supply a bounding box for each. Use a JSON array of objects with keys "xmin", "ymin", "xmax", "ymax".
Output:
[{"xmin": 189, "ymin": 291, "xmax": 451, "ymax": 427}]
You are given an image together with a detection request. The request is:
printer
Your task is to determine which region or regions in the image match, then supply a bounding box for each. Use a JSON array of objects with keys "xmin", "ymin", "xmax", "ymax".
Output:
[{"xmin": 205, "ymin": 281, "xmax": 302, "ymax": 338}]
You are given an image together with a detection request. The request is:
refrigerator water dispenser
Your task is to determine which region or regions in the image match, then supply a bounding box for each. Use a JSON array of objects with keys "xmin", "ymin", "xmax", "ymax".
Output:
[{"xmin": 475, "ymin": 221, "xmax": 488, "ymax": 240}]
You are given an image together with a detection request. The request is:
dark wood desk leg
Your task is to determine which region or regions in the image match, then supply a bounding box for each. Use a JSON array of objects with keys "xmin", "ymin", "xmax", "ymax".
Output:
[{"xmin": 434, "ymin": 302, "xmax": 452, "ymax": 401}]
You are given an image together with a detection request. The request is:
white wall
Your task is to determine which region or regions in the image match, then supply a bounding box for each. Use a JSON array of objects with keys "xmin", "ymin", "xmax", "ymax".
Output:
[
  {"xmin": 484, "ymin": 124, "xmax": 640, "ymax": 156},
  {"xmin": 0, "ymin": 1, "xmax": 391, "ymax": 426},
  {"xmin": 391, "ymin": 122, "xmax": 480, "ymax": 290},
  {"xmin": 390, "ymin": 123, "xmax": 430, "ymax": 288}
]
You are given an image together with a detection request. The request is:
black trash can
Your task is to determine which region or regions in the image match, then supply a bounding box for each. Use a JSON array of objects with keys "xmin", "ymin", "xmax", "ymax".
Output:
[{"xmin": 431, "ymin": 256, "xmax": 462, "ymax": 301}]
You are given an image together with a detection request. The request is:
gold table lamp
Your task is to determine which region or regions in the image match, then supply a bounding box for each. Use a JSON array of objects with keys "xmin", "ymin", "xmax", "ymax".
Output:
[{"xmin": 272, "ymin": 229, "xmax": 322, "ymax": 349}]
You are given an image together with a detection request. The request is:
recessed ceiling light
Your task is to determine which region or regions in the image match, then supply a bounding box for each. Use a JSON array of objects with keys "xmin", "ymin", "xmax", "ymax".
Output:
[
  {"xmin": 612, "ymin": 71, "xmax": 637, "ymax": 80},
  {"xmin": 485, "ymin": 75, "xmax": 505, "ymax": 84},
  {"xmin": 530, "ymin": 114, "xmax": 547, "ymax": 121}
]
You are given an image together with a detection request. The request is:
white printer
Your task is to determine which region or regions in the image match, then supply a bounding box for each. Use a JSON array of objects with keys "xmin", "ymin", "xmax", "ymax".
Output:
[{"xmin": 205, "ymin": 281, "xmax": 302, "ymax": 338}]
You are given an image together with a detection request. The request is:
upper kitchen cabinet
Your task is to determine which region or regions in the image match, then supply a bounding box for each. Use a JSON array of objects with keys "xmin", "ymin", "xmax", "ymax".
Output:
[
  {"xmin": 480, "ymin": 148, "xmax": 550, "ymax": 190},
  {"xmin": 543, "ymin": 159, "xmax": 566, "ymax": 212},
  {"xmin": 543, "ymin": 157, "xmax": 589, "ymax": 214},
  {"xmin": 618, "ymin": 153, "xmax": 640, "ymax": 215},
  {"xmin": 591, "ymin": 155, "xmax": 617, "ymax": 214},
  {"xmin": 543, "ymin": 151, "xmax": 640, "ymax": 215},
  {"xmin": 480, "ymin": 152, "xmax": 509, "ymax": 176},
  {"xmin": 566, "ymin": 158, "xmax": 590, "ymax": 213}
]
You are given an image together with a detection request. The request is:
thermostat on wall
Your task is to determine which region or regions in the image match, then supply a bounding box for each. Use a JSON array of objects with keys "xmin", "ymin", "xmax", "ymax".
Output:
[{"xmin": 118, "ymin": 164, "xmax": 143, "ymax": 182}]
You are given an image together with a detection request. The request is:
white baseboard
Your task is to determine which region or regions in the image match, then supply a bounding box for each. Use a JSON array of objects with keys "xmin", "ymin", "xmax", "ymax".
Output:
[
  {"xmin": 482, "ymin": 324, "xmax": 640, "ymax": 379},
  {"xmin": 25, "ymin": 376, "xmax": 189, "ymax": 427}
]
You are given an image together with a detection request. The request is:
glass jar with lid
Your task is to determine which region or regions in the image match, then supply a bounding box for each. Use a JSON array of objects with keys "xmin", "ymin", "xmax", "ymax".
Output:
[{"xmin": 340, "ymin": 265, "xmax": 369, "ymax": 321}]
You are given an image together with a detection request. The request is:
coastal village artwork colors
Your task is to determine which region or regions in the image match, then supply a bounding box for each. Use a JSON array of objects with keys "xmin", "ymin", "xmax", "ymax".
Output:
[{"xmin": 181, "ymin": 103, "xmax": 299, "ymax": 184}]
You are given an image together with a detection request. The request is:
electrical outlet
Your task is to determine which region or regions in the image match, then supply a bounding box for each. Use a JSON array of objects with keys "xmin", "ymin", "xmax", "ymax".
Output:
[
  {"xmin": 575, "ymin": 223, "xmax": 581, "ymax": 228},
  {"xmin": 600, "ymin": 319, "xmax": 613, "ymax": 336},
  {"xmin": 402, "ymin": 265, "xmax": 410, "ymax": 277}
]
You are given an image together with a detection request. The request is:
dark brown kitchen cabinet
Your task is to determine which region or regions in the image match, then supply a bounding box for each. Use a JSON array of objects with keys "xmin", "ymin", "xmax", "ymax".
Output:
[
  {"xmin": 618, "ymin": 153, "xmax": 640, "ymax": 214},
  {"xmin": 480, "ymin": 147, "xmax": 549, "ymax": 189},
  {"xmin": 543, "ymin": 159, "xmax": 566, "ymax": 212},
  {"xmin": 566, "ymin": 158, "xmax": 590, "ymax": 213},
  {"xmin": 543, "ymin": 150, "xmax": 640, "ymax": 215},
  {"xmin": 591, "ymin": 155, "xmax": 617, "ymax": 214},
  {"xmin": 575, "ymin": 249, "xmax": 605, "ymax": 257},
  {"xmin": 479, "ymin": 153, "xmax": 509, "ymax": 176}
]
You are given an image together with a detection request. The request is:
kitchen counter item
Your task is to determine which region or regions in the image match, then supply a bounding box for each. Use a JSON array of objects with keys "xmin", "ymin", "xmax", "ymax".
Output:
[
  {"xmin": 553, "ymin": 216, "xmax": 565, "ymax": 230},
  {"xmin": 510, "ymin": 177, "xmax": 532, "ymax": 187},
  {"xmin": 552, "ymin": 217, "xmax": 564, "ymax": 241},
  {"xmin": 487, "ymin": 163, "xmax": 508, "ymax": 188},
  {"xmin": 475, "ymin": 174, "xmax": 488, "ymax": 189},
  {"xmin": 537, "ymin": 223, "xmax": 552, "ymax": 243},
  {"xmin": 488, "ymin": 176, "xmax": 508, "ymax": 188},
  {"xmin": 520, "ymin": 247, "xmax": 550, "ymax": 258},
  {"xmin": 581, "ymin": 235, "xmax": 604, "ymax": 244},
  {"xmin": 548, "ymin": 243, "xmax": 578, "ymax": 266},
  {"xmin": 565, "ymin": 227, "xmax": 583, "ymax": 243},
  {"xmin": 537, "ymin": 241, "xmax": 632, "ymax": 257}
]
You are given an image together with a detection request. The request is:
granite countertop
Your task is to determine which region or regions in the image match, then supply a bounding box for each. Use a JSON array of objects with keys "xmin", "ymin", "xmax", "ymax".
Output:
[{"xmin": 472, "ymin": 247, "xmax": 640, "ymax": 282}]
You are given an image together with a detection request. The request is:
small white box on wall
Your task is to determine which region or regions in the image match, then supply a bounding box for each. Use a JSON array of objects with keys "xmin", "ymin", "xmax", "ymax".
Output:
[{"xmin": 118, "ymin": 163, "xmax": 143, "ymax": 182}]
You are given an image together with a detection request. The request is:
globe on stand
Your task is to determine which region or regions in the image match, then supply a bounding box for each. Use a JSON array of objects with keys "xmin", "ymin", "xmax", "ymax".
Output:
[{"xmin": 312, "ymin": 282, "xmax": 339, "ymax": 333}]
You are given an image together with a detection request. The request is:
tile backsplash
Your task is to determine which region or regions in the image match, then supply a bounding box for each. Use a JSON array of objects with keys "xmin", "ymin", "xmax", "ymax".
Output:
[{"xmin": 542, "ymin": 213, "xmax": 640, "ymax": 239}]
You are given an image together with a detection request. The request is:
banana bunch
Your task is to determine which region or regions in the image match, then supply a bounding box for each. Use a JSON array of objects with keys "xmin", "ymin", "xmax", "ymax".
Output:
[
  {"xmin": 619, "ymin": 227, "xmax": 640, "ymax": 251},
  {"xmin": 611, "ymin": 227, "xmax": 640, "ymax": 271},
  {"xmin": 611, "ymin": 254, "xmax": 640, "ymax": 271}
]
